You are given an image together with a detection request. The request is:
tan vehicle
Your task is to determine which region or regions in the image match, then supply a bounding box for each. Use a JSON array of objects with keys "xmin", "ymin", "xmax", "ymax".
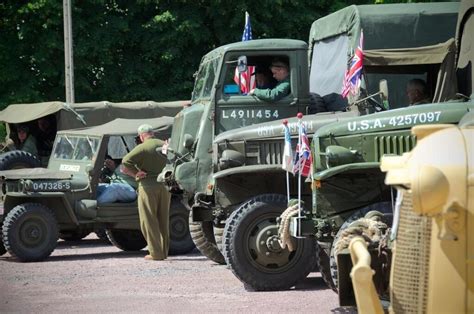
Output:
[
  {"xmin": 348, "ymin": 111, "xmax": 474, "ymax": 313},
  {"xmin": 0, "ymin": 100, "xmax": 186, "ymax": 169}
]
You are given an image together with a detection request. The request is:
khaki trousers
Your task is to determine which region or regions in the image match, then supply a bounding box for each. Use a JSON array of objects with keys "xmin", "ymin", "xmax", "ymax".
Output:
[{"xmin": 137, "ymin": 183, "xmax": 171, "ymax": 259}]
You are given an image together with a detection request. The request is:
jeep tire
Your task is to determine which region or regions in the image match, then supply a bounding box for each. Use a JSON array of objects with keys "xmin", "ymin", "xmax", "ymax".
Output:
[
  {"xmin": 2, "ymin": 203, "xmax": 58, "ymax": 262},
  {"xmin": 105, "ymin": 229, "xmax": 147, "ymax": 251},
  {"xmin": 0, "ymin": 150, "xmax": 41, "ymax": 170},
  {"xmin": 168, "ymin": 199, "xmax": 195, "ymax": 255}
]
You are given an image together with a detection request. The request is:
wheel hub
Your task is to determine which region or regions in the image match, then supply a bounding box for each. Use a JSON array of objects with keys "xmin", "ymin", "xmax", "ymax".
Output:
[
  {"xmin": 266, "ymin": 235, "xmax": 282, "ymax": 253},
  {"xmin": 248, "ymin": 219, "xmax": 291, "ymax": 269}
]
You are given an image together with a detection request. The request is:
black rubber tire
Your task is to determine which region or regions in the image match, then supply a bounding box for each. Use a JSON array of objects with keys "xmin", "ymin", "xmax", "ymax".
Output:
[
  {"xmin": 168, "ymin": 198, "xmax": 195, "ymax": 255},
  {"xmin": 316, "ymin": 242, "xmax": 337, "ymax": 292},
  {"xmin": 0, "ymin": 150, "xmax": 41, "ymax": 170},
  {"xmin": 329, "ymin": 202, "xmax": 392, "ymax": 291},
  {"xmin": 223, "ymin": 194, "xmax": 317, "ymax": 291},
  {"xmin": 2, "ymin": 203, "xmax": 58, "ymax": 262},
  {"xmin": 0, "ymin": 238, "xmax": 6, "ymax": 256},
  {"xmin": 95, "ymin": 229, "xmax": 111, "ymax": 244},
  {"xmin": 105, "ymin": 229, "xmax": 147, "ymax": 251},
  {"xmin": 59, "ymin": 229, "xmax": 91, "ymax": 241},
  {"xmin": 214, "ymin": 226, "xmax": 224, "ymax": 253},
  {"xmin": 189, "ymin": 213, "xmax": 225, "ymax": 264}
]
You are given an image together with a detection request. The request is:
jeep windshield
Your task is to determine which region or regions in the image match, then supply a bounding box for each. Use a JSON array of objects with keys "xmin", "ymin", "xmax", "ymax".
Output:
[
  {"xmin": 191, "ymin": 55, "xmax": 220, "ymax": 103},
  {"xmin": 52, "ymin": 134, "xmax": 100, "ymax": 161}
]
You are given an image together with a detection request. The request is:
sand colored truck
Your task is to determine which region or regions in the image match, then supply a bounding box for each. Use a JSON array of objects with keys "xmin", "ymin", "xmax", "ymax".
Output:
[
  {"xmin": 350, "ymin": 110, "xmax": 474, "ymax": 313},
  {"xmin": 159, "ymin": 0, "xmax": 461, "ymax": 288},
  {"xmin": 0, "ymin": 118, "xmax": 195, "ymax": 261}
]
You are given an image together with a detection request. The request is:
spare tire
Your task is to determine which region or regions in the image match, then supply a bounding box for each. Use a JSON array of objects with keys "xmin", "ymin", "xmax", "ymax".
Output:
[{"xmin": 0, "ymin": 150, "xmax": 41, "ymax": 170}]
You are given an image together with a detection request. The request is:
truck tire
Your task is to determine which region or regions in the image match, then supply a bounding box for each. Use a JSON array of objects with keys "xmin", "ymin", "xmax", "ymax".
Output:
[
  {"xmin": 95, "ymin": 229, "xmax": 111, "ymax": 244},
  {"xmin": 105, "ymin": 229, "xmax": 147, "ymax": 251},
  {"xmin": 0, "ymin": 150, "xmax": 41, "ymax": 170},
  {"xmin": 223, "ymin": 194, "xmax": 317, "ymax": 291},
  {"xmin": 329, "ymin": 202, "xmax": 392, "ymax": 291},
  {"xmin": 0, "ymin": 238, "xmax": 6, "ymax": 256},
  {"xmin": 189, "ymin": 214, "xmax": 225, "ymax": 264},
  {"xmin": 316, "ymin": 242, "xmax": 337, "ymax": 292},
  {"xmin": 2, "ymin": 203, "xmax": 58, "ymax": 262},
  {"xmin": 59, "ymin": 229, "xmax": 91, "ymax": 242},
  {"xmin": 168, "ymin": 199, "xmax": 195, "ymax": 255}
]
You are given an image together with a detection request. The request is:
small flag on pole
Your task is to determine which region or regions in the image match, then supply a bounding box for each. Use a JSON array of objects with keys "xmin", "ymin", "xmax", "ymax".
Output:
[
  {"xmin": 233, "ymin": 12, "xmax": 255, "ymax": 94},
  {"xmin": 342, "ymin": 30, "xmax": 364, "ymax": 98},
  {"xmin": 293, "ymin": 124, "xmax": 312, "ymax": 177},
  {"xmin": 282, "ymin": 120, "xmax": 293, "ymax": 172}
]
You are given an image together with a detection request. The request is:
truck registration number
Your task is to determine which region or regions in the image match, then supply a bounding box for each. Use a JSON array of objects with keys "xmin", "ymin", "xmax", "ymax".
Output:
[
  {"xmin": 222, "ymin": 109, "xmax": 279, "ymax": 119},
  {"xmin": 347, "ymin": 111, "xmax": 442, "ymax": 132},
  {"xmin": 32, "ymin": 181, "xmax": 71, "ymax": 191}
]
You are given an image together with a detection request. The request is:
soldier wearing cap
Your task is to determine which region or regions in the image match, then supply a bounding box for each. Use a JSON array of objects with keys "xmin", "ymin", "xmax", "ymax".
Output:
[
  {"xmin": 121, "ymin": 124, "xmax": 171, "ymax": 261},
  {"xmin": 250, "ymin": 57, "xmax": 291, "ymax": 101}
]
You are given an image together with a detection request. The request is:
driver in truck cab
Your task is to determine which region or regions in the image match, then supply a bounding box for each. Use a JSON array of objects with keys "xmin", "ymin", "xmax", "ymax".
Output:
[{"xmin": 250, "ymin": 57, "xmax": 290, "ymax": 101}]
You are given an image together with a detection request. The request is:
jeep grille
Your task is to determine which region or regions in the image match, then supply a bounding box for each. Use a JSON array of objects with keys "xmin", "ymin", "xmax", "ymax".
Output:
[
  {"xmin": 246, "ymin": 141, "xmax": 285, "ymax": 165},
  {"xmin": 374, "ymin": 135, "xmax": 416, "ymax": 161}
]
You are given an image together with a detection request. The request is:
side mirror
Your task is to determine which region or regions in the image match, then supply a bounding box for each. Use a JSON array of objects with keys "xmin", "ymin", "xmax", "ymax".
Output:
[
  {"xmin": 379, "ymin": 79, "xmax": 388, "ymax": 101},
  {"xmin": 237, "ymin": 56, "xmax": 247, "ymax": 73},
  {"xmin": 183, "ymin": 134, "xmax": 194, "ymax": 150}
]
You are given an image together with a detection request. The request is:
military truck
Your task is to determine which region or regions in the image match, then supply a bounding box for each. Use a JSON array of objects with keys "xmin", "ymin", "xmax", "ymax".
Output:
[
  {"xmin": 291, "ymin": 0, "xmax": 474, "ymax": 303},
  {"xmin": 160, "ymin": 1, "xmax": 460, "ymax": 287},
  {"xmin": 218, "ymin": 0, "xmax": 470, "ymax": 304},
  {"xmin": 0, "ymin": 100, "xmax": 186, "ymax": 169},
  {"xmin": 348, "ymin": 109, "xmax": 474, "ymax": 313},
  {"xmin": 0, "ymin": 117, "xmax": 195, "ymax": 261}
]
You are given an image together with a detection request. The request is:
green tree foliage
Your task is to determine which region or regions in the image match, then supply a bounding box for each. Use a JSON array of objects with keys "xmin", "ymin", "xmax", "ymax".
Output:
[{"xmin": 0, "ymin": 0, "xmax": 373, "ymax": 109}]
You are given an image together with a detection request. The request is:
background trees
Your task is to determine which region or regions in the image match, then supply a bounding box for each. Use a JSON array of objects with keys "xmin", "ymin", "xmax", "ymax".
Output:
[{"xmin": 0, "ymin": 0, "xmax": 374, "ymax": 109}]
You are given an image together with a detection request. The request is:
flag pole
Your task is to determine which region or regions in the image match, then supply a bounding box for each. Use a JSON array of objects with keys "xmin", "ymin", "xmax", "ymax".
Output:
[
  {"xmin": 283, "ymin": 119, "xmax": 290, "ymax": 203},
  {"xmin": 296, "ymin": 112, "xmax": 303, "ymax": 236}
]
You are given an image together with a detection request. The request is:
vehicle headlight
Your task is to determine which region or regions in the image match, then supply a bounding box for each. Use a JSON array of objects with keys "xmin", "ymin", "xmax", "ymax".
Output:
[
  {"xmin": 219, "ymin": 149, "xmax": 245, "ymax": 170},
  {"xmin": 325, "ymin": 145, "xmax": 358, "ymax": 168}
]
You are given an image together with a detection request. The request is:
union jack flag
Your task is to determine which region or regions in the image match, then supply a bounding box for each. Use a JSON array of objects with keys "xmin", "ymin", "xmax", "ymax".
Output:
[
  {"xmin": 293, "ymin": 124, "xmax": 312, "ymax": 177},
  {"xmin": 233, "ymin": 12, "xmax": 255, "ymax": 94},
  {"xmin": 342, "ymin": 30, "xmax": 364, "ymax": 98}
]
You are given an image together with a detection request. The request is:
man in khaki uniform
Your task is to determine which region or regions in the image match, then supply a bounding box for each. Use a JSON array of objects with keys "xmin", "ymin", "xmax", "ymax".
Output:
[{"xmin": 121, "ymin": 124, "xmax": 171, "ymax": 261}]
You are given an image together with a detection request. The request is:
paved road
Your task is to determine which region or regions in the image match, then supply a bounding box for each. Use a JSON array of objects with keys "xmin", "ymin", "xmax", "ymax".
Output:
[{"xmin": 0, "ymin": 235, "xmax": 344, "ymax": 313}]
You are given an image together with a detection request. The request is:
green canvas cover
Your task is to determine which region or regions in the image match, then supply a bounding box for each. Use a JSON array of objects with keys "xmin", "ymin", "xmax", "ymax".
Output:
[
  {"xmin": 308, "ymin": 2, "xmax": 459, "ymax": 55},
  {"xmin": 364, "ymin": 39, "xmax": 457, "ymax": 102},
  {"xmin": 0, "ymin": 100, "xmax": 187, "ymax": 131},
  {"xmin": 58, "ymin": 117, "xmax": 174, "ymax": 137},
  {"xmin": 456, "ymin": 0, "xmax": 474, "ymax": 97}
]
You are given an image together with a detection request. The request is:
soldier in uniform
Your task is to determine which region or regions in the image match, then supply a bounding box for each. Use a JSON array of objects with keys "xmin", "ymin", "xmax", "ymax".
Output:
[
  {"xmin": 121, "ymin": 124, "xmax": 171, "ymax": 261},
  {"xmin": 249, "ymin": 57, "xmax": 291, "ymax": 101},
  {"xmin": 16, "ymin": 124, "xmax": 39, "ymax": 159}
]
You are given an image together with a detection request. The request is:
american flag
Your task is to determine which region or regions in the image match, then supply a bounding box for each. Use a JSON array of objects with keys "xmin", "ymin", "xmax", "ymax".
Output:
[
  {"xmin": 342, "ymin": 30, "xmax": 364, "ymax": 98},
  {"xmin": 233, "ymin": 12, "xmax": 255, "ymax": 94},
  {"xmin": 281, "ymin": 122, "xmax": 293, "ymax": 172},
  {"xmin": 293, "ymin": 124, "xmax": 312, "ymax": 177}
]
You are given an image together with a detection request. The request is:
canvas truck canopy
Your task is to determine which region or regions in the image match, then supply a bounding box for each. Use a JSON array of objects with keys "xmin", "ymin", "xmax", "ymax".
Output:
[
  {"xmin": 456, "ymin": 0, "xmax": 474, "ymax": 97},
  {"xmin": 308, "ymin": 2, "xmax": 459, "ymax": 108},
  {"xmin": 364, "ymin": 39, "xmax": 457, "ymax": 104},
  {"xmin": 56, "ymin": 117, "xmax": 174, "ymax": 159},
  {"xmin": 0, "ymin": 100, "xmax": 187, "ymax": 131}
]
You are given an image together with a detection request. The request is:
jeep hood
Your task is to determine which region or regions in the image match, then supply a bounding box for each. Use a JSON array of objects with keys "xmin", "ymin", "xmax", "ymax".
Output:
[{"xmin": 0, "ymin": 168, "xmax": 73, "ymax": 180}]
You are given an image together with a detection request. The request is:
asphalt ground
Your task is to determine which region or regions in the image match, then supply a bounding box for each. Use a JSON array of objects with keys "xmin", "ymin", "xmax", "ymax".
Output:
[{"xmin": 0, "ymin": 234, "xmax": 349, "ymax": 313}]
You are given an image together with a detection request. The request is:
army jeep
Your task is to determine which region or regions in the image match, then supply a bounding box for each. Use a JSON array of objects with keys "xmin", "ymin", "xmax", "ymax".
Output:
[{"xmin": 0, "ymin": 117, "xmax": 194, "ymax": 262}]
